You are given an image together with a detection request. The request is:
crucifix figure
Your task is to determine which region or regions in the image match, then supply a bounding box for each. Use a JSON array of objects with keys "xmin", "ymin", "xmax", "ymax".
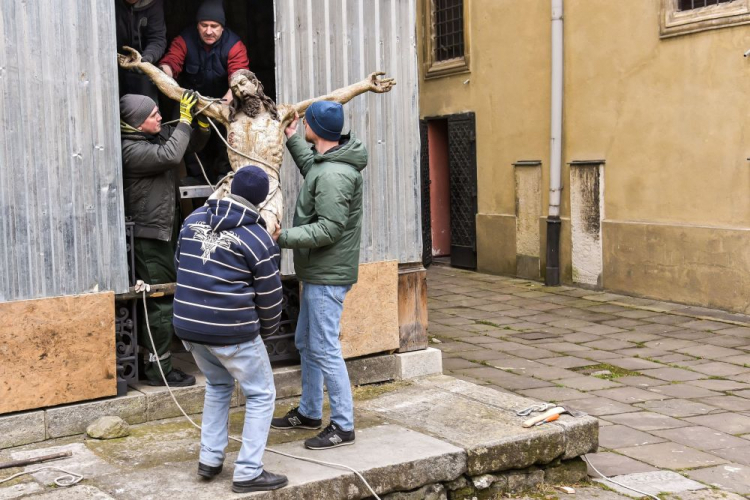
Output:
[{"xmin": 118, "ymin": 47, "xmax": 396, "ymax": 233}]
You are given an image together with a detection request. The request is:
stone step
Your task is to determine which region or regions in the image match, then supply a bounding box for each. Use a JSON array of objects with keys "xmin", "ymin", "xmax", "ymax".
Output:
[{"xmin": 0, "ymin": 375, "xmax": 598, "ymax": 499}]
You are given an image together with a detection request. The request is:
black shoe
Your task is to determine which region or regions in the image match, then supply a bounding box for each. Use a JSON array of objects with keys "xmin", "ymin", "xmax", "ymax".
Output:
[
  {"xmin": 304, "ymin": 422, "xmax": 355, "ymax": 450},
  {"xmin": 271, "ymin": 407, "xmax": 322, "ymax": 430},
  {"xmin": 144, "ymin": 368, "xmax": 196, "ymax": 387},
  {"xmin": 232, "ymin": 470, "xmax": 288, "ymax": 493},
  {"xmin": 197, "ymin": 462, "xmax": 222, "ymax": 479}
]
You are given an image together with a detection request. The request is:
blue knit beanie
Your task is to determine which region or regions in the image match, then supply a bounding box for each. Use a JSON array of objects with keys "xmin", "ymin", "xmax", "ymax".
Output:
[
  {"xmin": 231, "ymin": 166, "xmax": 269, "ymax": 206},
  {"xmin": 305, "ymin": 101, "xmax": 344, "ymax": 141},
  {"xmin": 196, "ymin": 0, "xmax": 226, "ymax": 26}
]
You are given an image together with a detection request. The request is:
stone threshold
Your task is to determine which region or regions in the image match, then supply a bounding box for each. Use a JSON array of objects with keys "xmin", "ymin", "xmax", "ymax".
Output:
[
  {"xmin": 0, "ymin": 375, "xmax": 598, "ymax": 499},
  {"xmin": 0, "ymin": 349, "xmax": 443, "ymax": 450}
]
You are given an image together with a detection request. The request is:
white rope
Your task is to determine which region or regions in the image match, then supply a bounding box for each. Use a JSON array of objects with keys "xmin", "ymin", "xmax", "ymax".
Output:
[
  {"xmin": 141, "ymin": 292, "xmax": 381, "ymax": 499},
  {"xmin": 582, "ymin": 454, "xmax": 660, "ymax": 500},
  {"xmin": 0, "ymin": 466, "xmax": 83, "ymax": 488}
]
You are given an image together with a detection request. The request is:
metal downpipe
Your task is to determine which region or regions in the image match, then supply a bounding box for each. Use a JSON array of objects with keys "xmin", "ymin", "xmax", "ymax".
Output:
[{"xmin": 546, "ymin": 0, "xmax": 564, "ymax": 286}]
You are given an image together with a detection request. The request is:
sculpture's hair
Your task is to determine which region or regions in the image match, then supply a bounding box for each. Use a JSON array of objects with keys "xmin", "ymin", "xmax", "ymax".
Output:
[{"xmin": 228, "ymin": 70, "xmax": 279, "ymax": 122}]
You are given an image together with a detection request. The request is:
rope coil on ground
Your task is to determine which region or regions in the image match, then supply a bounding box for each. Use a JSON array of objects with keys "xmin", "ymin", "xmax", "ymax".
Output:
[{"xmin": 0, "ymin": 466, "xmax": 83, "ymax": 488}]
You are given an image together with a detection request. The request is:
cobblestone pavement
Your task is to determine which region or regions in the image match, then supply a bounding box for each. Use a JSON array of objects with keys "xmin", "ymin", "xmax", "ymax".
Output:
[{"xmin": 427, "ymin": 264, "xmax": 750, "ymax": 496}]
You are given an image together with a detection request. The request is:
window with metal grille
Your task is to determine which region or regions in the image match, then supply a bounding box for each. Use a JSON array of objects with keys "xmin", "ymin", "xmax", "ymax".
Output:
[
  {"xmin": 678, "ymin": 0, "xmax": 735, "ymax": 10},
  {"xmin": 434, "ymin": 0, "xmax": 464, "ymax": 61}
]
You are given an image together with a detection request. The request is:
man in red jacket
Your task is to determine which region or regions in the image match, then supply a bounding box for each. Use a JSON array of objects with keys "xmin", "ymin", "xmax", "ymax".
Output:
[{"xmin": 158, "ymin": 0, "xmax": 249, "ymax": 184}]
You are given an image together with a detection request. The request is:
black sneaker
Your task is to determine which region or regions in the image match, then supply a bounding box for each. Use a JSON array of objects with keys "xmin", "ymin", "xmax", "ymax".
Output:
[
  {"xmin": 271, "ymin": 407, "xmax": 322, "ymax": 430},
  {"xmin": 197, "ymin": 462, "xmax": 222, "ymax": 479},
  {"xmin": 145, "ymin": 368, "xmax": 196, "ymax": 387},
  {"xmin": 304, "ymin": 422, "xmax": 355, "ymax": 450},
  {"xmin": 232, "ymin": 470, "xmax": 288, "ymax": 493}
]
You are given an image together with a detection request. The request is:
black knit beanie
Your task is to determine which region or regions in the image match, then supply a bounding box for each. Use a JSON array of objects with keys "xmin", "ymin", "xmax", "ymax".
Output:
[{"xmin": 196, "ymin": 0, "xmax": 226, "ymax": 26}]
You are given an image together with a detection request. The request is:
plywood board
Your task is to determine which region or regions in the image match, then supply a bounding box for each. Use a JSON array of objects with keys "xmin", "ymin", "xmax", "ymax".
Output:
[
  {"xmin": 340, "ymin": 261, "xmax": 400, "ymax": 359},
  {"xmin": 0, "ymin": 293, "xmax": 117, "ymax": 414}
]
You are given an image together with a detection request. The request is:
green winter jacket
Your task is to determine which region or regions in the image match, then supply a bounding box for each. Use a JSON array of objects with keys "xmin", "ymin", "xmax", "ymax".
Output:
[{"xmin": 278, "ymin": 133, "xmax": 368, "ymax": 285}]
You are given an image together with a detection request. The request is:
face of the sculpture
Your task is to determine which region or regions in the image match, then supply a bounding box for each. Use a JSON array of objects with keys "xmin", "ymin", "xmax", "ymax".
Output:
[
  {"xmin": 231, "ymin": 75, "xmax": 258, "ymax": 102},
  {"xmin": 197, "ymin": 21, "xmax": 224, "ymax": 46},
  {"xmin": 138, "ymin": 106, "xmax": 162, "ymax": 134}
]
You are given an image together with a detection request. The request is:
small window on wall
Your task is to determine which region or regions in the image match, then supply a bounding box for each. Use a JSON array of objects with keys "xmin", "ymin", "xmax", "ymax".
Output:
[
  {"xmin": 423, "ymin": 0, "xmax": 470, "ymax": 79},
  {"xmin": 661, "ymin": 0, "xmax": 750, "ymax": 37}
]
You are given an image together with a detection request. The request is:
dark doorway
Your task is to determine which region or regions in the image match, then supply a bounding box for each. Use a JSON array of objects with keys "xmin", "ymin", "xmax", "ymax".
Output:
[{"xmin": 420, "ymin": 113, "xmax": 477, "ymax": 270}]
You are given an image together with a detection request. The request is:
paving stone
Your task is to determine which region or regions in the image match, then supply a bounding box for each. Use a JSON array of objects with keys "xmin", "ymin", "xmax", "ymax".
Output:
[
  {"xmin": 535, "ymin": 342, "xmax": 594, "ymax": 354},
  {"xmin": 602, "ymin": 319, "xmax": 650, "ymax": 328},
  {"xmin": 689, "ymin": 379, "xmax": 750, "ymax": 392},
  {"xmin": 638, "ymin": 399, "xmax": 720, "ymax": 418},
  {"xmin": 682, "ymin": 320, "xmax": 735, "ymax": 331},
  {"xmin": 615, "ymin": 347, "xmax": 669, "ymax": 358},
  {"xmin": 605, "ymin": 358, "xmax": 663, "ymax": 371},
  {"xmin": 561, "ymin": 332, "xmax": 603, "ymax": 344},
  {"xmin": 454, "ymin": 367, "xmax": 552, "ymax": 390},
  {"xmin": 590, "ymin": 387, "xmax": 666, "ymax": 404},
  {"xmin": 719, "ymin": 327, "xmax": 750, "ymax": 338},
  {"xmin": 485, "ymin": 358, "xmax": 546, "ymax": 374},
  {"xmin": 617, "ymin": 442, "xmax": 727, "ymax": 469},
  {"xmin": 603, "ymin": 411, "xmax": 690, "ymax": 431},
  {"xmin": 672, "ymin": 488, "xmax": 748, "ymax": 500},
  {"xmin": 612, "ymin": 310, "xmax": 660, "ymax": 319},
  {"xmin": 0, "ymin": 410, "xmax": 45, "ymax": 449},
  {"xmin": 443, "ymin": 357, "xmax": 483, "ymax": 371},
  {"xmin": 652, "ymin": 426, "xmax": 750, "ymax": 451},
  {"xmin": 518, "ymin": 387, "xmax": 590, "ymax": 402},
  {"xmin": 710, "ymin": 446, "xmax": 750, "ymax": 466},
  {"xmin": 629, "ymin": 324, "xmax": 684, "ymax": 335},
  {"xmin": 643, "ymin": 338, "xmax": 700, "ymax": 350},
  {"xmin": 723, "ymin": 354, "xmax": 750, "ymax": 366},
  {"xmin": 637, "ymin": 367, "xmax": 706, "ymax": 382},
  {"xmin": 582, "ymin": 350, "xmax": 629, "ymax": 361},
  {"xmin": 598, "ymin": 425, "xmax": 666, "ymax": 449},
  {"xmin": 688, "ymin": 463, "xmax": 750, "ymax": 495},
  {"xmin": 583, "ymin": 451, "xmax": 658, "ymax": 476},
  {"xmin": 582, "ymin": 340, "xmax": 636, "ymax": 351},
  {"xmin": 615, "ymin": 376, "xmax": 668, "ymax": 388},
  {"xmin": 648, "ymin": 315, "xmax": 695, "ymax": 325},
  {"xmin": 702, "ymin": 335, "xmax": 749, "ymax": 348},
  {"xmin": 557, "ymin": 397, "xmax": 639, "ymax": 416},
  {"xmin": 0, "ymin": 482, "xmax": 45, "ymax": 499},
  {"xmin": 677, "ymin": 345, "xmax": 744, "ymax": 360},
  {"xmin": 685, "ymin": 413, "xmax": 750, "ymax": 435},
  {"xmin": 596, "ymin": 470, "xmax": 707, "ymax": 497},
  {"xmin": 537, "ymin": 356, "xmax": 597, "ymax": 369},
  {"xmin": 690, "ymin": 362, "xmax": 750, "ymax": 377},
  {"xmin": 433, "ymin": 341, "xmax": 485, "ymax": 353},
  {"xmin": 557, "ymin": 377, "xmax": 623, "ymax": 391},
  {"xmin": 698, "ymin": 395, "xmax": 750, "ymax": 412},
  {"xmin": 649, "ymin": 384, "xmax": 721, "ymax": 399},
  {"xmin": 611, "ymin": 332, "xmax": 661, "ymax": 343},
  {"xmin": 454, "ymin": 350, "xmax": 515, "ymax": 362},
  {"xmin": 661, "ymin": 329, "xmax": 714, "ymax": 340},
  {"xmin": 525, "ymin": 366, "xmax": 582, "ymax": 381},
  {"xmin": 11, "ymin": 485, "xmax": 116, "ymax": 499},
  {"xmin": 729, "ymin": 373, "xmax": 750, "ymax": 384},
  {"xmin": 649, "ymin": 353, "xmax": 697, "ymax": 363},
  {"xmin": 577, "ymin": 325, "xmax": 627, "ymax": 335},
  {"xmin": 732, "ymin": 389, "xmax": 750, "ymax": 399},
  {"xmin": 501, "ymin": 348, "xmax": 559, "ymax": 360}
]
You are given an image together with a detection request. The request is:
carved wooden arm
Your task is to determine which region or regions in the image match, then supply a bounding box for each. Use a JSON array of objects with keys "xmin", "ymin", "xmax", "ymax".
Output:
[
  {"xmin": 284, "ymin": 72, "xmax": 396, "ymax": 125},
  {"xmin": 118, "ymin": 46, "xmax": 228, "ymax": 125}
]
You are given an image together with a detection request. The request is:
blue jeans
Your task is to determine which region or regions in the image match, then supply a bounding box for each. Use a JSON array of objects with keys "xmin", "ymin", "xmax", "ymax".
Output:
[
  {"xmin": 183, "ymin": 336, "xmax": 275, "ymax": 481},
  {"xmin": 295, "ymin": 283, "xmax": 354, "ymax": 431}
]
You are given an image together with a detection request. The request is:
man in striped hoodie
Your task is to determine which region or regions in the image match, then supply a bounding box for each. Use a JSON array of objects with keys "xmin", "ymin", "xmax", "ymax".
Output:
[{"xmin": 173, "ymin": 166, "xmax": 287, "ymax": 493}]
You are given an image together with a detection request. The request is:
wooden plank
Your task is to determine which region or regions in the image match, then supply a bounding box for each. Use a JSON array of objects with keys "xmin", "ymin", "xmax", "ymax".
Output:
[
  {"xmin": 340, "ymin": 261, "xmax": 400, "ymax": 359},
  {"xmin": 397, "ymin": 265, "xmax": 429, "ymax": 353},
  {"xmin": 0, "ymin": 292, "xmax": 117, "ymax": 415}
]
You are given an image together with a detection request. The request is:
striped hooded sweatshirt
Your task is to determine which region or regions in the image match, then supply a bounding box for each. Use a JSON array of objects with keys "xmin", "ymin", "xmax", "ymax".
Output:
[{"xmin": 173, "ymin": 195, "xmax": 283, "ymax": 345}]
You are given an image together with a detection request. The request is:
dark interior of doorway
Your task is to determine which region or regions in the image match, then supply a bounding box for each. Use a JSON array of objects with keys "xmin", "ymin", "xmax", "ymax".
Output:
[{"xmin": 161, "ymin": 0, "xmax": 277, "ymax": 109}]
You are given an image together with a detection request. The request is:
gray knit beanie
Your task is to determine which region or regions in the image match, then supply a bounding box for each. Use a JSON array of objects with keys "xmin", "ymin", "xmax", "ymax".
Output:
[{"xmin": 119, "ymin": 94, "xmax": 157, "ymax": 128}]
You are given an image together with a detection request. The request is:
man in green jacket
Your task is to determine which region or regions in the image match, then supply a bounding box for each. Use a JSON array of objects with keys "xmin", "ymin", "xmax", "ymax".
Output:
[
  {"xmin": 271, "ymin": 101, "xmax": 366, "ymax": 449},
  {"xmin": 120, "ymin": 91, "xmax": 209, "ymax": 386}
]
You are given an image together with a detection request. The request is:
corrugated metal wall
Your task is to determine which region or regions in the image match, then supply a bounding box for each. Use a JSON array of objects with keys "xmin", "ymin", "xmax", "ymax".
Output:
[
  {"xmin": 275, "ymin": 0, "xmax": 423, "ymax": 274},
  {"xmin": 0, "ymin": 1, "xmax": 128, "ymax": 302}
]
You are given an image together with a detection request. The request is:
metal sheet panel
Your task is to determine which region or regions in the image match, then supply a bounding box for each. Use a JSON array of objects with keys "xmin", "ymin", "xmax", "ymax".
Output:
[
  {"xmin": 0, "ymin": 0, "xmax": 128, "ymax": 302},
  {"xmin": 274, "ymin": 0, "xmax": 422, "ymax": 274}
]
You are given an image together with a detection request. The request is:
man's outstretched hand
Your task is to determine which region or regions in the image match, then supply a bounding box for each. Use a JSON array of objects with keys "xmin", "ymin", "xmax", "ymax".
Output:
[
  {"xmin": 366, "ymin": 72, "xmax": 396, "ymax": 93},
  {"xmin": 272, "ymin": 223, "xmax": 282, "ymax": 242},
  {"xmin": 285, "ymin": 112, "xmax": 300, "ymax": 138},
  {"xmin": 117, "ymin": 46, "xmax": 143, "ymax": 70}
]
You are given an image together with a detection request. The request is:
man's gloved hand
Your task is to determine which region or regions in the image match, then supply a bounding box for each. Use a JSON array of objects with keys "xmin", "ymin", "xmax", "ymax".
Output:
[{"xmin": 179, "ymin": 90, "xmax": 198, "ymax": 125}]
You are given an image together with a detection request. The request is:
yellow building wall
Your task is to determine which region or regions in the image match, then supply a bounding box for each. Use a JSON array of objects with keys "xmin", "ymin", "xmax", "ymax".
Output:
[{"xmin": 419, "ymin": 0, "xmax": 750, "ymax": 313}]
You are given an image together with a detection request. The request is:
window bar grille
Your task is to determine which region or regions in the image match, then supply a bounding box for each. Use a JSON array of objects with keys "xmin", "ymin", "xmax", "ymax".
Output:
[
  {"xmin": 678, "ymin": 0, "xmax": 734, "ymax": 11},
  {"xmin": 434, "ymin": 0, "xmax": 464, "ymax": 61}
]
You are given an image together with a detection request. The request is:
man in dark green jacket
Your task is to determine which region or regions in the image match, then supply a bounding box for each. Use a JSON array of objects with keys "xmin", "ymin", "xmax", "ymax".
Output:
[
  {"xmin": 271, "ymin": 101, "xmax": 366, "ymax": 449},
  {"xmin": 120, "ymin": 91, "xmax": 209, "ymax": 386}
]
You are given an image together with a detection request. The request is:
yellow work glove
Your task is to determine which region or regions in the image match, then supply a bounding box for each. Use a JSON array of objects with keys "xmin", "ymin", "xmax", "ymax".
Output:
[
  {"xmin": 197, "ymin": 115, "xmax": 210, "ymax": 130},
  {"xmin": 179, "ymin": 90, "xmax": 198, "ymax": 125}
]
